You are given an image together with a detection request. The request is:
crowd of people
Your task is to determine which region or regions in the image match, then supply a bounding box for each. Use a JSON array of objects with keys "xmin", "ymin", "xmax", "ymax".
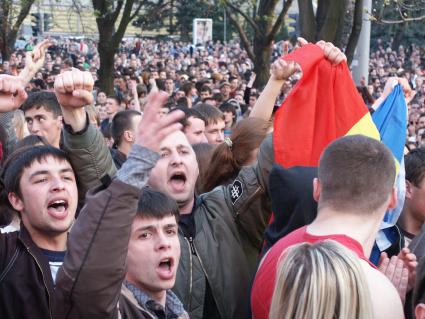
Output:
[{"xmin": 0, "ymin": 33, "xmax": 423, "ymax": 319}]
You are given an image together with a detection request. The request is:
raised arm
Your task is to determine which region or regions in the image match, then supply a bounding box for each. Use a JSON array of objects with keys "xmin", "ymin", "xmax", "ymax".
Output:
[
  {"xmin": 19, "ymin": 39, "xmax": 51, "ymax": 85},
  {"xmin": 54, "ymin": 69, "xmax": 116, "ymax": 200},
  {"xmin": 249, "ymin": 39, "xmax": 346, "ymax": 121},
  {"xmin": 0, "ymin": 74, "xmax": 28, "ymax": 156},
  {"xmin": 54, "ymin": 92, "xmax": 184, "ymax": 318}
]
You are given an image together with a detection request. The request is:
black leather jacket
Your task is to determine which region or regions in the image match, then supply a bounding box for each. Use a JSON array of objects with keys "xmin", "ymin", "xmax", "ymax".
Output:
[{"xmin": 0, "ymin": 225, "xmax": 55, "ymax": 319}]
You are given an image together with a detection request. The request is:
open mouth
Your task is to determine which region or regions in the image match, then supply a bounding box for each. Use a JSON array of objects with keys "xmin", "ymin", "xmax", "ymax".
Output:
[
  {"xmin": 158, "ymin": 257, "xmax": 173, "ymax": 271},
  {"xmin": 47, "ymin": 199, "xmax": 69, "ymax": 219},
  {"xmin": 169, "ymin": 172, "xmax": 187, "ymax": 192},
  {"xmin": 157, "ymin": 257, "xmax": 175, "ymax": 280}
]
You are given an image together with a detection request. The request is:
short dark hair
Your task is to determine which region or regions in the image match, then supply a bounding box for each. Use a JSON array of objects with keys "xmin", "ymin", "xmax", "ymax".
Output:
[
  {"xmin": 405, "ymin": 148, "xmax": 425, "ymax": 187},
  {"xmin": 318, "ymin": 135, "xmax": 395, "ymax": 212},
  {"xmin": 182, "ymin": 108, "xmax": 206, "ymax": 128},
  {"xmin": 107, "ymin": 95, "xmax": 121, "ymax": 105},
  {"xmin": 193, "ymin": 103, "xmax": 224, "ymax": 126},
  {"xmin": 219, "ymin": 101, "xmax": 236, "ymax": 118},
  {"xmin": 200, "ymin": 85, "xmax": 212, "ymax": 94},
  {"xmin": 12, "ymin": 134, "xmax": 49, "ymax": 153},
  {"xmin": 111, "ymin": 110, "xmax": 141, "ymax": 147},
  {"xmin": 1, "ymin": 146, "xmax": 70, "ymax": 200},
  {"xmin": 21, "ymin": 91, "xmax": 62, "ymax": 117},
  {"xmin": 136, "ymin": 187, "xmax": 179, "ymax": 221},
  {"xmin": 181, "ymin": 82, "xmax": 194, "ymax": 96}
]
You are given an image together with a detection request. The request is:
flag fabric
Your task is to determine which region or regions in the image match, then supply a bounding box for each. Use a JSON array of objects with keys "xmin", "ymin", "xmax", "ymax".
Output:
[
  {"xmin": 372, "ymin": 84, "xmax": 407, "ymax": 165},
  {"xmin": 254, "ymin": 44, "xmax": 406, "ymax": 319},
  {"xmin": 263, "ymin": 44, "xmax": 381, "ymax": 253},
  {"xmin": 370, "ymin": 84, "xmax": 408, "ymax": 263},
  {"xmin": 273, "ymin": 44, "xmax": 380, "ymax": 168}
]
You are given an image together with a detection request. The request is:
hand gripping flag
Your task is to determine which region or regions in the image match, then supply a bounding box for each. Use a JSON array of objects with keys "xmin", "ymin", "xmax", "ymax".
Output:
[{"xmin": 263, "ymin": 44, "xmax": 380, "ymax": 253}]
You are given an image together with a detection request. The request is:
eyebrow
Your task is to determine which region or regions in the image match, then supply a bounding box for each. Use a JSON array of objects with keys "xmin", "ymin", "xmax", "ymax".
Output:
[
  {"xmin": 29, "ymin": 168, "xmax": 74, "ymax": 180},
  {"xmin": 136, "ymin": 225, "xmax": 156, "ymax": 232}
]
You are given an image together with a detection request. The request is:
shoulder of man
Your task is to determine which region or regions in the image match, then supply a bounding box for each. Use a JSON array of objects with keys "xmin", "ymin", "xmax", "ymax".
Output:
[{"xmin": 360, "ymin": 260, "xmax": 404, "ymax": 319}]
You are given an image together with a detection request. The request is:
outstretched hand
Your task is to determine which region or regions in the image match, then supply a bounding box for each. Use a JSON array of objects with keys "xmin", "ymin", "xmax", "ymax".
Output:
[
  {"xmin": 135, "ymin": 92, "xmax": 184, "ymax": 152},
  {"xmin": 0, "ymin": 75, "xmax": 27, "ymax": 113},
  {"xmin": 19, "ymin": 39, "xmax": 51, "ymax": 84}
]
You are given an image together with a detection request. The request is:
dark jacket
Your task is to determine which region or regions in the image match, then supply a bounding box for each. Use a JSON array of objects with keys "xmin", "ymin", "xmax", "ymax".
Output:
[
  {"xmin": 53, "ymin": 146, "xmax": 189, "ymax": 319},
  {"xmin": 0, "ymin": 225, "xmax": 55, "ymax": 319},
  {"xmin": 0, "ymin": 119, "xmax": 115, "ymax": 318},
  {"xmin": 173, "ymin": 134, "xmax": 274, "ymax": 319},
  {"xmin": 56, "ymin": 133, "xmax": 274, "ymax": 319}
]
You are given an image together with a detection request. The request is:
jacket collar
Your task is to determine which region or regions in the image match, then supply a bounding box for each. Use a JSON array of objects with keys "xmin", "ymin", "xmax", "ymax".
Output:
[
  {"xmin": 124, "ymin": 281, "xmax": 187, "ymax": 319},
  {"xmin": 18, "ymin": 223, "xmax": 56, "ymax": 293}
]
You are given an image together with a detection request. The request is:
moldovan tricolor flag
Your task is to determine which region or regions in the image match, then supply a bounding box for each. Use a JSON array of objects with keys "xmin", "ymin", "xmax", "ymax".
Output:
[
  {"xmin": 371, "ymin": 83, "xmax": 407, "ymax": 263},
  {"xmin": 273, "ymin": 44, "xmax": 380, "ymax": 167},
  {"xmin": 263, "ymin": 44, "xmax": 381, "ymax": 253}
]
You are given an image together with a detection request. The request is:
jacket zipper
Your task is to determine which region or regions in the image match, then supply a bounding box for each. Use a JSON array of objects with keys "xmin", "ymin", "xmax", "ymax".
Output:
[
  {"xmin": 184, "ymin": 237, "xmax": 194, "ymax": 311},
  {"xmin": 27, "ymin": 248, "xmax": 52, "ymax": 319},
  {"xmin": 191, "ymin": 239, "xmax": 224, "ymax": 319}
]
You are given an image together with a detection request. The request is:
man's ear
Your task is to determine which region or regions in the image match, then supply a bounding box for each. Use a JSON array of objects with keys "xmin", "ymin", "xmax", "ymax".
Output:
[
  {"xmin": 57, "ymin": 115, "xmax": 64, "ymax": 129},
  {"xmin": 415, "ymin": 303, "xmax": 425, "ymax": 319},
  {"xmin": 8, "ymin": 192, "xmax": 24, "ymax": 212},
  {"xmin": 123, "ymin": 130, "xmax": 133, "ymax": 143},
  {"xmin": 313, "ymin": 178, "xmax": 321, "ymax": 202},
  {"xmin": 387, "ymin": 187, "xmax": 398, "ymax": 210},
  {"xmin": 405, "ymin": 180, "xmax": 413, "ymax": 199}
]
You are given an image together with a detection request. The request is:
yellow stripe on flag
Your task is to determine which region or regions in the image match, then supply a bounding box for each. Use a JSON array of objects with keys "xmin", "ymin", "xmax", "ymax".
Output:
[
  {"xmin": 345, "ymin": 112, "xmax": 380, "ymax": 141},
  {"xmin": 345, "ymin": 112, "xmax": 399, "ymax": 175}
]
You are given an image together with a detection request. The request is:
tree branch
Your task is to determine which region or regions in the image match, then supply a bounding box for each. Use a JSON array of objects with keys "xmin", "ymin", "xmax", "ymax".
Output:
[
  {"xmin": 298, "ymin": 0, "xmax": 316, "ymax": 41},
  {"xmin": 224, "ymin": 0, "xmax": 262, "ymax": 36},
  {"xmin": 267, "ymin": 0, "xmax": 294, "ymax": 43},
  {"xmin": 11, "ymin": 0, "xmax": 34, "ymax": 33},
  {"xmin": 373, "ymin": 14, "xmax": 425, "ymax": 24},
  {"xmin": 129, "ymin": 0, "xmax": 147, "ymax": 21},
  {"xmin": 111, "ymin": 0, "xmax": 125, "ymax": 23},
  {"xmin": 225, "ymin": 7, "xmax": 255, "ymax": 61},
  {"xmin": 113, "ymin": 0, "xmax": 139, "ymax": 46},
  {"xmin": 345, "ymin": 0, "xmax": 363, "ymax": 65}
]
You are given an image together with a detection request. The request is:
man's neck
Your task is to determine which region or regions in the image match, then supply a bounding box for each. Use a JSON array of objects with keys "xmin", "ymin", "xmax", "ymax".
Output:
[
  {"xmin": 26, "ymin": 225, "xmax": 67, "ymax": 251},
  {"xmin": 52, "ymin": 135, "xmax": 61, "ymax": 149},
  {"xmin": 307, "ymin": 208, "xmax": 383, "ymax": 258},
  {"xmin": 178, "ymin": 196, "xmax": 195, "ymax": 215},
  {"xmin": 117, "ymin": 143, "xmax": 131, "ymax": 157},
  {"xmin": 398, "ymin": 207, "xmax": 422, "ymax": 236}
]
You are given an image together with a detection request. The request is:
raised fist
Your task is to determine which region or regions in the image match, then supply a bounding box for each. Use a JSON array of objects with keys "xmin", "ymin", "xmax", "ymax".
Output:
[
  {"xmin": 0, "ymin": 75, "xmax": 27, "ymax": 113},
  {"xmin": 54, "ymin": 68, "xmax": 94, "ymax": 109}
]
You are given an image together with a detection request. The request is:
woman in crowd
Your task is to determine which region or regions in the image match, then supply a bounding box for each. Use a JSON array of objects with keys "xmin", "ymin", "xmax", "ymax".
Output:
[{"xmin": 270, "ymin": 240, "xmax": 373, "ymax": 319}]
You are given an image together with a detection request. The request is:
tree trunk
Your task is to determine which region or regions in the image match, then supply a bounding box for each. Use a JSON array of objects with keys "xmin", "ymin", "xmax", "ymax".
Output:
[
  {"xmin": 345, "ymin": 0, "xmax": 363, "ymax": 65},
  {"xmin": 298, "ymin": 0, "xmax": 316, "ymax": 41},
  {"xmin": 5, "ymin": 29, "xmax": 19, "ymax": 60},
  {"xmin": 0, "ymin": 0, "xmax": 11, "ymax": 61},
  {"xmin": 253, "ymin": 36, "xmax": 272, "ymax": 88},
  {"xmin": 97, "ymin": 23, "xmax": 116, "ymax": 95},
  {"xmin": 392, "ymin": 23, "xmax": 406, "ymax": 51},
  {"xmin": 317, "ymin": 0, "xmax": 346, "ymax": 42}
]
